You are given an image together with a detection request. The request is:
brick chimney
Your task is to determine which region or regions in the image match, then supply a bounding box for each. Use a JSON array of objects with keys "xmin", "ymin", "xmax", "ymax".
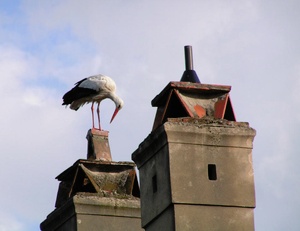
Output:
[{"xmin": 132, "ymin": 46, "xmax": 256, "ymax": 231}]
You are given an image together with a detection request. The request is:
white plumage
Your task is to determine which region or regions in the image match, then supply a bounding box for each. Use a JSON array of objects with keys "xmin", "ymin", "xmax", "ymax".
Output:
[{"xmin": 62, "ymin": 74, "xmax": 124, "ymax": 130}]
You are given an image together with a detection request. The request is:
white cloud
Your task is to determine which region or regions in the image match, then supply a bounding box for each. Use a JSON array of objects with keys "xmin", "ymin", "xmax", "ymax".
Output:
[
  {"xmin": 0, "ymin": 212, "xmax": 23, "ymax": 231},
  {"xmin": 0, "ymin": 0, "xmax": 300, "ymax": 230}
]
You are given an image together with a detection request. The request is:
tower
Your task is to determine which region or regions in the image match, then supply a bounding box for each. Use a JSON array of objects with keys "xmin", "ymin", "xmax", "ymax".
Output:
[
  {"xmin": 131, "ymin": 46, "xmax": 256, "ymax": 230},
  {"xmin": 40, "ymin": 129, "xmax": 142, "ymax": 231}
]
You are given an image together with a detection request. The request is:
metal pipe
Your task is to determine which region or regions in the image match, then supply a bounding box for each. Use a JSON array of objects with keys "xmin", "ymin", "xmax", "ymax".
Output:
[
  {"xmin": 180, "ymin": 45, "xmax": 200, "ymax": 83},
  {"xmin": 184, "ymin": 45, "xmax": 194, "ymax": 70}
]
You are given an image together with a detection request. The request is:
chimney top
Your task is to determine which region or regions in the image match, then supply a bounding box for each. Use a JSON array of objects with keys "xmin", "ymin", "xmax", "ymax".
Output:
[{"xmin": 180, "ymin": 45, "xmax": 200, "ymax": 83}]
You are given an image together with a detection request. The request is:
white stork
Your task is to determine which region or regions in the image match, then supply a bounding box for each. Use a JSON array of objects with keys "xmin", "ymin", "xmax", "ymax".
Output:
[{"xmin": 62, "ymin": 74, "xmax": 124, "ymax": 130}]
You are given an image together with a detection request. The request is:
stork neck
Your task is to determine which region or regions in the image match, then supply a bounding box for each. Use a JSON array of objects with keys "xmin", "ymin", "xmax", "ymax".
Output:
[{"xmin": 109, "ymin": 93, "xmax": 123, "ymax": 108}]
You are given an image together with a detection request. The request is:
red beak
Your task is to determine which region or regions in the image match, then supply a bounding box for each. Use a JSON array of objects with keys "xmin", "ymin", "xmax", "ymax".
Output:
[{"xmin": 110, "ymin": 107, "xmax": 119, "ymax": 123}]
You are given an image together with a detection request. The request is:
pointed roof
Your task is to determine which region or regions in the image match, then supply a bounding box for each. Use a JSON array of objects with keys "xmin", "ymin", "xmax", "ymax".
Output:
[{"xmin": 151, "ymin": 82, "xmax": 236, "ymax": 131}]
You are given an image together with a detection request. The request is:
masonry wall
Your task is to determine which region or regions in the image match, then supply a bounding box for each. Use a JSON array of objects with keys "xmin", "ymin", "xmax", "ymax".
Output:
[
  {"xmin": 40, "ymin": 194, "xmax": 142, "ymax": 231},
  {"xmin": 132, "ymin": 118, "xmax": 256, "ymax": 231}
]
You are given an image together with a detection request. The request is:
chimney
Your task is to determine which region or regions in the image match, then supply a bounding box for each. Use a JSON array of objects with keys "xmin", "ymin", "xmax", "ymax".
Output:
[
  {"xmin": 132, "ymin": 46, "xmax": 256, "ymax": 230},
  {"xmin": 40, "ymin": 128, "xmax": 142, "ymax": 231},
  {"xmin": 86, "ymin": 129, "xmax": 112, "ymax": 161},
  {"xmin": 180, "ymin": 45, "xmax": 200, "ymax": 83}
]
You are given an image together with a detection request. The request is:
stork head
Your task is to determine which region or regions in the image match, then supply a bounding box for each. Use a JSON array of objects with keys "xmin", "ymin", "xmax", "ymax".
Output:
[{"xmin": 110, "ymin": 97, "xmax": 124, "ymax": 123}]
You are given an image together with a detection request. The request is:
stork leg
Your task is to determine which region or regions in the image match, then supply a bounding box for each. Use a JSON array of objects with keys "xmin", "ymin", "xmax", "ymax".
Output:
[
  {"xmin": 97, "ymin": 102, "xmax": 101, "ymax": 130},
  {"xmin": 91, "ymin": 102, "xmax": 95, "ymax": 128}
]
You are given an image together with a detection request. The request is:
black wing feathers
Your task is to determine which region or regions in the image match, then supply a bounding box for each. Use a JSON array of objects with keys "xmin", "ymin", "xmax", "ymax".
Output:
[{"xmin": 62, "ymin": 78, "xmax": 97, "ymax": 105}]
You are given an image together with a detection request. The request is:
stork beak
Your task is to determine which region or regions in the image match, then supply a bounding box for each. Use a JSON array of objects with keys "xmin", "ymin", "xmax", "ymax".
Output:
[{"xmin": 110, "ymin": 107, "xmax": 119, "ymax": 123}]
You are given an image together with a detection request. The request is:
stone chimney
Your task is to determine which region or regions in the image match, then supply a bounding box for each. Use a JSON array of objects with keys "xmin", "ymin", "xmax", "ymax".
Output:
[
  {"xmin": 132, "ymin": 46, "xmax": 256, "ymax": 230},
  {"xmin": 40, "ymin": 129, "xmax": 142, "ymax": 231}
]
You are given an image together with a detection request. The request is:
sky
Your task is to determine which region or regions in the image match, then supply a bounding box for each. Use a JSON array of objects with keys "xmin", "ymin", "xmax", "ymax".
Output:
[{"xmin": 0, "ymin": 0, "xmax": 299, "ymax": 230}]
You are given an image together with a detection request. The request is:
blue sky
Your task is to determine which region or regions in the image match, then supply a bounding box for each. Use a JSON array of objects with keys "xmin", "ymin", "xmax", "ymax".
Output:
[{"xmin": 0, "ymin": 0, "xmax": 300, "ymax": 230}]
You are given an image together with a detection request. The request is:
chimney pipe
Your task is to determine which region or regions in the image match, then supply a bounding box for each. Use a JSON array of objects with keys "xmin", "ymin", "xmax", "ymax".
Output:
[
  {"xmin": 185, "ymin": 45, "xmax": 194, "ymax": 70},
  {"xmin": 180, "ymin": 45, "xmax": 200, "ymax": 83}
]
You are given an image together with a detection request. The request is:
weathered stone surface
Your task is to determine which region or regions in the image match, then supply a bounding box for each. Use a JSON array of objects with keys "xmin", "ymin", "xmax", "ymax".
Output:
[
  {"xmin": 55, "ymin": 159, "xmax": 139, "ymax": 208},
  {"xmin": 144, "ymin": 204, "xmax": 254, "ymax": 231},
  {"xmin": 169, "ymin": 143, "xmax": 255, "ymax": 207},
  {"xmin": 144, "ymin": 205, "xmax": 175, "ymax": 231},
  {"xmin": 174, "ymin": 204, "xmax": 254, "ymax": 231},
  {"xmin": 40, "ymin": 193, "xmax": 142, "ymax": 231},
  {"xmin": 132, "ymin": 118, "xmax": 256, "ymax": 230},
  {"xmin": 138, "ymin": 144, "xmax": 172, "ymax": 227}
]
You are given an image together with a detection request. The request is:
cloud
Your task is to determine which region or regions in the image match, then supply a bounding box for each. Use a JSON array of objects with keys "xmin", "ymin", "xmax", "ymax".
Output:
[
  {"xmin": 0, "ymin": 211, "xmax": 23, "ymax": 231},
  {"xmin": 0, "ymin": 0, "xmax": 300, "ymax": 230},
  {"xmin": 0, "ymin": 41, "xmax": 98, "ymax": 227}
]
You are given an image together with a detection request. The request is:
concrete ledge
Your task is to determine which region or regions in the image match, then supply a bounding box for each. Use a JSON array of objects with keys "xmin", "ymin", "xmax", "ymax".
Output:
[
  {"xmin": 132, "ymin": 118, "xmax": 256, "ymax": 168},
  {"xmin": 41, "ymin": 193, "xmax": 142, "ymax": 231}
]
